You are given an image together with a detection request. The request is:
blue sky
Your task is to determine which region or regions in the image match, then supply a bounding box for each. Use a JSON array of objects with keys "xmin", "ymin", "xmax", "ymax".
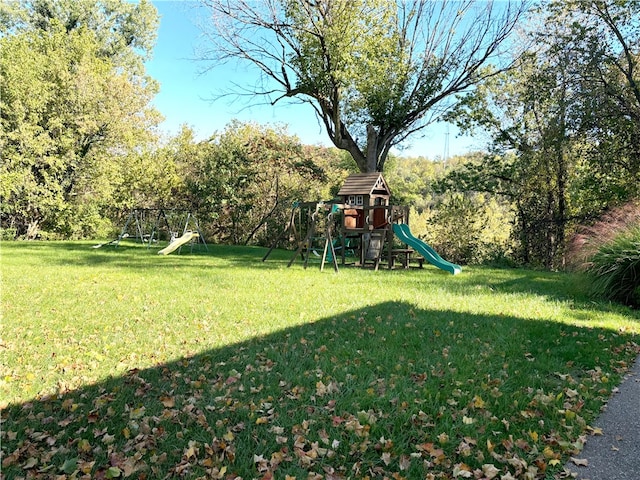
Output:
[{"xmin": 145, "ymin": 1, "xmax": 478, "ymax": 158}]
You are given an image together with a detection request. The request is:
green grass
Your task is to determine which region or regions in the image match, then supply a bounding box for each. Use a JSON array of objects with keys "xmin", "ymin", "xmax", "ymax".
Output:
[{"xmin": 1, "ymin": 241, "xmax": 639, "ymax": 479}]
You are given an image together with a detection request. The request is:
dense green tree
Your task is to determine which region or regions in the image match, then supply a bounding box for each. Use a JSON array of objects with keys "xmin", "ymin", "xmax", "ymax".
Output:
[
  {"xmin": 419, "ymin": 191, "xmax": 513, "ymax": 265},
  {"xmin": 0, "ymin": 0, "xmax": 160, "ymax": 238},
  {"xmin": 384, "ymin": 155, "xmax": 440, "ymax": 210},
  {"xmin": 109, "ymin": 146, "xmax": 185, "ymax": 214},
  {"xmin": 174, "ymin": 121, "xmax": 344, "ymax": 246},
  {"xmin": 0, "ymin": 0, "xmax": 158, "ymax": 70},
  {"xmin": 199, "ymin": 0, "xmax": 528, "ymax": 173},
  {"xmin": 385, "ymin": 152, "xmax": 513, "ymax": 265}
]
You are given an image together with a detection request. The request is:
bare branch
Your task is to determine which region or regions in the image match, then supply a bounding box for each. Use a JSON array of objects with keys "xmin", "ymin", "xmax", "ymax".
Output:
[{"xmin": 197, "ymin": 0, "xmax": 530, "ymax": 172}]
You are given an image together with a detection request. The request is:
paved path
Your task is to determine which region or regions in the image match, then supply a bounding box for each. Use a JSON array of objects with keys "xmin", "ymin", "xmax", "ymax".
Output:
[{"xmin": 564, "ymin": 355, "xmax": 640, "ymax": 480}]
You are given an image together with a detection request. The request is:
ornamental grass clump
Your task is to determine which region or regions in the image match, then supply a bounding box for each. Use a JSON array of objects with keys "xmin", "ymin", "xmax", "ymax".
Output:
[{"xmin": 568, "ymin": 201, "xmax": 640, "ymax": 308}]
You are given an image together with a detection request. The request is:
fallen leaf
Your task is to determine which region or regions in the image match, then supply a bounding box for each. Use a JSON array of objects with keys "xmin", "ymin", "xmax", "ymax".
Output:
[
  {"xmin": 399, "ymin": 455, "xmax": 411, "ymax": 471},
  {"xmin": 566, "ymin": 388, "xmax": 579, "ymax": 398},
  {"xmin": 60, "ymin": 457, "xmax": 78, "ymax": 474},
  {"xmin": 78, "ymin": 438, "xmax": 91, "ymax": 453},
  {"xmin": 481, "ymin": 463, "xmax": 500, "ymax": 479},
  {"xmin": 571, "ymin": 457, "xmax": 589, "ymax": 466},
  {"xmin": 129, "ymin": 406, "xmax": 146, "ymax": 419},
  {"xmin": 472, "ymin": 395, "xmax": 486, "ymax": 409},
  {"xmin": 452, "ymin": 463, "xmax": 473, "ymax": 477},
  {"xmin": 542, "ymin": 446, "xmax": 557, "ymax": 459},
  {"xmin": 184, "ymin": 444, "xmax": 197, "ymax": 459},
  {"xmin": 106, "ymin": 466, "xmax": 122, "ymax": 478}
]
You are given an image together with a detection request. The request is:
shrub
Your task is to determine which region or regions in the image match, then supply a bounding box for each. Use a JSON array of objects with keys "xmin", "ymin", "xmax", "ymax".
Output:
[
  {"xmin": 0, "ymin": 228, "xmax": 17, "ymax": 240},
  {"xmin": 417, "ymin": 192, "xmax": 513, "ymax": 265},
  {"xmin": 568, "ymin": 201, "xmax": 640, "ymax": 308}
]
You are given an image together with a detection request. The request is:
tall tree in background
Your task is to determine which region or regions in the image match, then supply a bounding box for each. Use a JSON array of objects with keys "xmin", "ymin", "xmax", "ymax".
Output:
[
  {"xmin": 442, "ymin": 47, "xmax": 580, "ymax": 268},
  {"xmin": 550, "ymin": 0, "xmax": 640, "ymax": 207},
  {"xmin": 0, "ymin": 0, "xmax": 160, "ymax": 238},
  {"xmin": 0, "ymin": 0, "xmax": 158, "ymax": 71},
  {"xmin": 199, "ymin": 0, "xmax": 528, "ymax": 173},
  {"xmin": 442, "ymin": 0, "xmax": 639, "ymax": 268}
]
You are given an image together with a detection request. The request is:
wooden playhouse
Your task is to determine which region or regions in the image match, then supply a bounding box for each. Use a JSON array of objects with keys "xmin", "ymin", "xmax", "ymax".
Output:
[
  {"xmin": 337, "ymin": 172, "xmax": 392, "ymax": 231},
  {"xmin": 335, "ymin": 172, "xmax": 409, "ymax": 268}
]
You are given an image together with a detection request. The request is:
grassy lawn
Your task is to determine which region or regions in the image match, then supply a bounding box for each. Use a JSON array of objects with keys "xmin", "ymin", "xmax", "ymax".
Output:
[{"xmin": 1, "ymin": 241, "xmax": 639, "ymax": 479}]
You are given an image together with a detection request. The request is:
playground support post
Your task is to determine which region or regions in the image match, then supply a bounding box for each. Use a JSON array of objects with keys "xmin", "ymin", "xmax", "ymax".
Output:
[
  {"xmin": 320, "ymin": 209, "xmax": 339, "ymax": 272},
  {"xmin": 262, "ymin": 203, "xmax": 299, "ymax": 262}
]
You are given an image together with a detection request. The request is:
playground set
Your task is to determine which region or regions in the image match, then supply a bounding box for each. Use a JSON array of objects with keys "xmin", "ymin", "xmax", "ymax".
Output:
[
  {"xmin": 95, "ymin": 174, "xmax": 460, "ymax": 273},
  {"xmin": 262, "ymin": 173, "xmax": 462, "ymax": 274},
  {"xmin": 93, "ymin": 208, "xmax": 207, "ymax": 255}
]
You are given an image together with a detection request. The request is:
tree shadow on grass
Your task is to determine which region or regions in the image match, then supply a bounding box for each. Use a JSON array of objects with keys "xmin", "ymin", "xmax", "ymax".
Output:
[{"xmin": 3, "ymin": 302, "xmax": 639, "ymax": 479}]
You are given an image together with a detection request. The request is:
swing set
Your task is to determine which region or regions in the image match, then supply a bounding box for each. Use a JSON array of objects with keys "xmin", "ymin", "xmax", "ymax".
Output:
[{"xmin": 94, "ymin": 208, "xmax": 207, "ymax": 253}]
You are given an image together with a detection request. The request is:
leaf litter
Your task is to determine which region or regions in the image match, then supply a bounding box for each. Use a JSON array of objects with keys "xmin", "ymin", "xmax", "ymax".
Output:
[{"xmin": 2, "ymin": 309, "xmax": 638, "ymax": 479}]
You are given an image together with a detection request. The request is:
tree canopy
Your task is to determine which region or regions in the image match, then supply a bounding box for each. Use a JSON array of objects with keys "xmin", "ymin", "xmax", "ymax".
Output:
[
  {"xmin": 0, "ymin": 0, "xmax": 161, "ymax": 238},
  {"xmin": 199, "ymin": 0, "xmax": 528, "ymax": 172},
  {"xmin": 0, "ymin": 0, "xmax": 158, "ymax": 70}
]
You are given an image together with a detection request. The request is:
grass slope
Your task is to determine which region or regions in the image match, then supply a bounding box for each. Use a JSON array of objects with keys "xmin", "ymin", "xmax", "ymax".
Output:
[{"xmin": 1, "ymin": 241, "xmax": 639, "ymax": 479}]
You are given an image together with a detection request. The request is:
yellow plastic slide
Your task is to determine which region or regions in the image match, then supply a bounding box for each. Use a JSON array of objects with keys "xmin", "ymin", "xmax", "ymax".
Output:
[{"xmin": 157, "ymin": 231, "xmax": 199, "ymax": 255}]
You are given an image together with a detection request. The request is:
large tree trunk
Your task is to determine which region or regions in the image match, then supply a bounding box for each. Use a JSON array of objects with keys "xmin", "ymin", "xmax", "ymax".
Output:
[{"xmin": 366, "ymin": 125, "xmax": 378, "ymax": 173}]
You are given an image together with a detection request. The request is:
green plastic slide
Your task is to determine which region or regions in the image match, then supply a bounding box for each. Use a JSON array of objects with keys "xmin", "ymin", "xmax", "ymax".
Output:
[
  {"xmin": 158, "ymin": 231, "xmax": 199, "ymax": 255},
  {"xmin": 392, "ymin": 224, "xmax": 462, "ymax": 275}
]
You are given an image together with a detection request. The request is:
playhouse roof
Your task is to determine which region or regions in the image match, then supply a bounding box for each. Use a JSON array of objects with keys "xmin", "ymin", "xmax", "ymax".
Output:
[{"xmin": 337, "ymin": 173, "xmax": 391, "ymax": 197}]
